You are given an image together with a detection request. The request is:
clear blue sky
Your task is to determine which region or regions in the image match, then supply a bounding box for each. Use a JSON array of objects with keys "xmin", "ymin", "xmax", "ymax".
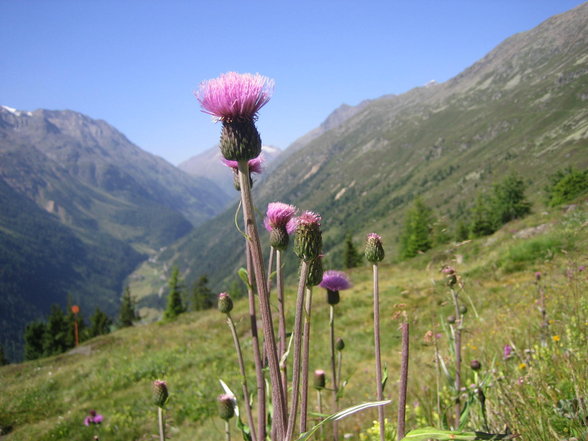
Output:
[{"xmin": 1, "ymin": 1, "xmax": 584, "ymax": 165}]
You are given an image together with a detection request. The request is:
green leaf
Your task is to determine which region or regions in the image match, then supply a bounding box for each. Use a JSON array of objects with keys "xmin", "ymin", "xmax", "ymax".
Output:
[
  {"xmin": 238, "ymin": 268, "xmax": 252, "ymax": 290},
  {"xmin": 295, "ymin": 400, "xmax": 391, "ymax": 441},
  {"xmin": 382, "ymin": 364, "xmax": 389, "ymax": 392},
  {"xmin": 399, "ymin": 427, "xmax": 517, "ymax": 441}
]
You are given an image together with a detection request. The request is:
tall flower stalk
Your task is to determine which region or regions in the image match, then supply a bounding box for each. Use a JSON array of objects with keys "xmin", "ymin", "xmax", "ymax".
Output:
[
  {"xmin": 443, "ymin": 266, "xmax": 462, "ymax": 429},
  {"xmin": 397, "ymin": 320, "xmax": 409, "ymax": 440},
  {"xmin": 319, "ymin": 269, "xmax": 352, "ymax": 441},
  {"xmin": 218, "ymin": 292, "xmax": 257, "ymax": 441},
  {"xmin": 287, "ymin": 211, "xmax": 322, "ymax": 441},
  {"xmin": 196, "ymin": 72, "xmax": 286, "ymax": 440},
  {"xmin": 265, "ymin": 202, "xmax": 298, "ymax": 401},
  {"xmin": 300, "ymin": 256, "xmax": 324, "ymax": 433},
  {"xmin": 365, "ymin": 233, "xmax": 386, "ymax": 441},
  {"xmin": 246, "ymin": 245, "xmax": 266, "ymax": 441},
  {"xmin": 152, "ymin": 380, "xmax": 169, "ymax": 441}
]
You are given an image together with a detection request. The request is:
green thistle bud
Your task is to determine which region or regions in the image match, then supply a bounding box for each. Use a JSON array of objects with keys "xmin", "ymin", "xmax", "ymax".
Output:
[
  {"xmin": 217, "ymin": 394, "xmax": 236, "ymax": 420},
  {"xmin": 220, "ymin": 120, "xmax": 262, "ymax": 161},
  {"xmin": 365, "ymin": 233, "xmax": 385, "ymax": 264},
  {"xmin": 218, "ymin": 292, "xmax": 233, "ymax": 314},
  {"xmin": 306, "ymin": 257, "xmax": 324, "ymax": 287},
  {"xmin": 447, "ymin": 315, "xmax": 456, "ymax": 324},
  {"xmin": 327, "ymin": 289, "xmax": 340, "ymax": 305},
  {"xmin": 270, "ymin": 227, "xmax": 289, "ymax": 251},
  {"xmin": 313, "ymin": 369, "xmax": 326, "ymax": 390},
  {"xmin": 335, "ymin": 337, "xmax": 345, "ymax": 351},
  {"xmin": 152, "ymin": 380, "xmax": 169, "ymax": 408},
  {"xmin": 294, "ymin": 212, "xmax": 322, "ymax": 262},
  {"xmin": 459, "ymin": 305, "xmax": 468, "ymax": 315},
  {"xmin": 470, "ymin": 360, "xmax": 482, "ymax": 371}
]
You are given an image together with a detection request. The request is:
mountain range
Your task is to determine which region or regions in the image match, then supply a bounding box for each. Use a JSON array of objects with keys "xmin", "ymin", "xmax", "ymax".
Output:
[
  {"xmin": 0, "ymin": 106, "xmax": 231, "ymax": 360},
  {"xmin": 1, "ymin": 3, "xmax": 588, "ymax": 361},
  {"xmin": 127, "ymin": 2, "xmax": 588, "ymax": 301},
  {"xmin": 178, "ymin": 144, "xmax": 282, "ymax": 195}
]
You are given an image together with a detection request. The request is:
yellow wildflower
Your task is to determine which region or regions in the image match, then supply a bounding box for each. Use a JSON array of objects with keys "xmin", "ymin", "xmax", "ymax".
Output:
[
  {"xmin": 552, "ymin": 335, "xmax": 561, "ymax": 342},
  {"xmin": 519, "ymin": 363, "xmax": 527, "ymax": 370}
]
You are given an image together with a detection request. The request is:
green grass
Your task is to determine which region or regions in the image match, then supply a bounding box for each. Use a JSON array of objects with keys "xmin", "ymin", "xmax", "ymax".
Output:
[{"xmin": 1, "ymin": 203, "xmax": 587, "ymax": 440}]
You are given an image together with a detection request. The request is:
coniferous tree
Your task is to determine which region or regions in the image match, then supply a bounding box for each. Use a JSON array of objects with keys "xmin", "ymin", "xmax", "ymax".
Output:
[
  {"xmin": 0, "ymin": 344, "xmax": 9, "ymax": 365},
  {"xmin": 24, "ymin": 321, "xmax": 46, "ymax": 360},
  {"xmin": 343, "ymin": 234, "xmax": 363, "ymax": 268},
  {"xmin": 469, "ymin": 193, "xmax": 496, "ymax": 238},
  {"xmin": 89, "ymin": 308, "xmax": 112, "ymax": 337},
  {"xmin": 191, "ymin": 275, "xmax": 213, "ymax": 311},
  {"xmin": 546, "ymin": 167, "xmax": 588, "ymax": 206},
  {"xmin": 163, "ymin": 267, "xmax": 186, "ymax": 320},
  {"xmin": 400, "ymin": 197, "xmax": 434, "ymax": 259},
  {"xmin": 42, "ymin": 304, "xmax": 69, "ymax": 356},
  {"xmin": 491, "ymin": 174, "xmax": 531, "ymax": 225},
  {"xmin": 119, "ymin": 286, "xmax": 139, "ymax": 327}
]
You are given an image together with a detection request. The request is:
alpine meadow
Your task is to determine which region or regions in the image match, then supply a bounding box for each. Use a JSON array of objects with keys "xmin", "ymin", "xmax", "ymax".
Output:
[{"xmin": 1, "ymin": 3, "xmax": 587, "ymax": 441}]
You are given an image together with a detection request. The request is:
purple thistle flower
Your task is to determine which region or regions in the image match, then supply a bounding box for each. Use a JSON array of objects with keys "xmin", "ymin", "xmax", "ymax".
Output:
[
  {"xmin": 84, "ymin": 410, "xmax": 103, "ymax": 426},
  {"xmin": 503, "ymin": 344, "xmax": 513, "ymax": 359},
  {"xmin": 320, "ymin": 270, "xmax": 352, "ymax": 292},
  {"xmin": 295, "ymin": 211, "xmax": 321, "ymax": 227},
  {"xmin": 221, "ymin": 156, "xmax": 264, "ymax": 174},
  {"xmin": 196, "ymin": 72, "xmax": 274, "ymax": 122},
  {"xmin": 264, "ymin": 202, "xmax": 297, "ymax": 232}
]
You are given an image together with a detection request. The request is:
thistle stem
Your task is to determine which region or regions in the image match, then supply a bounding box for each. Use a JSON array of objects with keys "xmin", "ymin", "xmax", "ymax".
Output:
[
  {"xmin": 247, "ymin": 244, "xmax": 266, "ymax": 441},
  {"xmin": 225, "ymin": 419, "xmax": 231, "ymax": 441},
  {"xmin": 300, "ymin": 286, "xmax": 314, "ymax": 433},
  {"xmin": 372, "ymin": 264, "xmax": 385, "ymax": 441},
  {"xmin": 317, "ymin": 389, "xmax": 324, "ymax": 440},
  {"xmin": 451, "ymin": 288, "xmax": 462, "ymax": 429},
  {"xmin": 397, "ymin": 322, "xmax": 409, "ymax": 440},
  {"xmin": 285, "ymin": 260, "xmax": 310, "ymax": 441},
  {"xmin": 267, "ymin": 246, "xmax": 275, "ymax": 295},
  {"xmin": 238, "ymin": 161, "xmax": 286, "ymax": 440},
  {"xmin": 337, "ymin": 350, "xmax": 343, "ymax": 393},
  {"xmin": 158, "ymin": 407, "xmax": 165, "ymax": 441},
  {"xmin": 329, "ymin": 304, "xmax": 339, "ymax": 441},
  {"xmin": 277, "ymin": 248, "xmax": 288, "ymax": 410},
  {"xmin": 227, "ymin": 313, "xmax": 257, "ymax": 441}
]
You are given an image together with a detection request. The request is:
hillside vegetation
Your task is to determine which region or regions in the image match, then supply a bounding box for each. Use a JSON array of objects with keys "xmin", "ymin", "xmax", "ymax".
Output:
[
  {"xmin": 2, "ymin": 199, "xmax": 586, "ymax": 440},
  {"xmin": 128, "ymin": 3, "xmax": 588, "ymax": 303}
]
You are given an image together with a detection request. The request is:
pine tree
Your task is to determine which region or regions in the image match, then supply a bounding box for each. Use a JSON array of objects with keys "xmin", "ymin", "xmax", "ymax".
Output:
[
  {"xmin": 0, "ymin": 344, "xmax": 9, "ymax": 365},
  {"xmin": 546, "ymin": 167, "xmax": 588, "ymax": 206},
  {"xmin": 491, "ymin": 174, "xmax": 531, "ymax": 225},
  {"xmin": 24, "ymin": 321, "xmax": 46, "ymax": 360},
  {"xmin": 119, "ymin": 286, "xmax": 139, "ymax": 327},
  {"xmin": 400, "ymin": 198, "xmax": 434, "ymax": 259},
  {"xmin": 469, "ymin": 193, "xmax": 496, "ymax": 238},
  {"xmin": 343, "ymin": 234, "xmax": 363, "ymax": 268},
  {"xmin": 42, "ymin": 304, "xmax": 69, "ymax": 356},
  {"xmin": 191, "ymin": 275, "xmax": 213, "ymax": 311},
  {"xmin": 163, "ymin": 267, "xmax": 186, "ymax": 320},
  {"xmin": 89, "ymin": 308, "xmax": 112, "ymax": 337}
]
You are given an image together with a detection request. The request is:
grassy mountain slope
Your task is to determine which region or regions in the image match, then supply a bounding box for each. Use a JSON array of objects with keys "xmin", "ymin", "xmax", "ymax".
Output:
[
  {"xmin": 2, "ymin": 198, "xmax": 586, "ymax": 440},
  {"xmin": 129, "ymin": 3, "xmax": 588, "ymax": 300}
]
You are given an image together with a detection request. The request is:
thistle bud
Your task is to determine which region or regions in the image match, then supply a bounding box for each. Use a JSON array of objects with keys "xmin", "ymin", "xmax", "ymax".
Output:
[
  {"xmin": 270, "ymin": 227, "xmax": 289, "ymax": 251},
  {"xmin": 313, "ymin": 369, "xmax": 326, "ymax": 390},
  {"xmin": 294, "ymin": 211, "xmax": 322, "ymax": 262},
  {"xmin": 447, "ymin": 315, "xmax": 456, "ymax": 324},
  {"xmin": 335, "ymin": 337, "xmax": 345, "ymax": 351},
  {"xmin": 470, "ymin": 360, "xmax": 482, "ymax": 371},
  {"xmin": 327, "ymin": 289, "xmax": 340, "ymax": 305},
  {"xmin": 217, "ymin": 394, "xmax": 236, "ymax": 420},
  {"xmin": 306, "ymin": 256, "xmax": 324, "ymax": 287},
  {"xmin": 220, "ymin": 120, "xmax": 262, "ymax": 161},
  {"xmin": 218, "ymin": 292, "xmax": 233, "ymax": 314},
  {"xmin": 459, "ymin": 305, "xmax": 468, "ymax": 315},
  {"xmin": 365, "ymin": 233, "xmax": 385, "ymax": 264},
  {"xmin": 152, "ymin": 380, "xmax": 169, "ymax": 408}
]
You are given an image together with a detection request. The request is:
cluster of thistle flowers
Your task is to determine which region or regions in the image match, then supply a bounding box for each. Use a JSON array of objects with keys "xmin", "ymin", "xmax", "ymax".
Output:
[{"xmin": 194, "ymin": 72, "xmax": 389, "ymax": 441}]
